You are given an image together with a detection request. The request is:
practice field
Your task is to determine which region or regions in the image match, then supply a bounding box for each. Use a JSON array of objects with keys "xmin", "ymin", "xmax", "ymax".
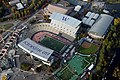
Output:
[
  {"xmin": 68, "ymin": 55, "xmax": 89, "ymax": 74},
  {"xmin": 39, "ymin": 36, "xmax": 65, "ymax": 52},
  {"xmin": 78, "ymin": 41, "xmax": 99, "ymax": 54},
  {"xmin": 56, "ymin": 55, "xmax": 90, "ymax": 80}
]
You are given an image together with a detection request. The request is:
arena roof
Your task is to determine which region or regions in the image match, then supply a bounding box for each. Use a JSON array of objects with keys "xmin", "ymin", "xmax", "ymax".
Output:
[
  {"xmin": 18, "ymin": 38, "xmax": 54, "ymax": 62},
  {"xmin": 49, "ymin": 12, "xmax": 82, "ymax": 28},
  {"xmin": 89, "ymin": 14, "xmax": 114, "ymax": 37}
]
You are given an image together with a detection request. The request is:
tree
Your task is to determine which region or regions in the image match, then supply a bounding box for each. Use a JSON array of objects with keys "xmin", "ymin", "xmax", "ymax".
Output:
[
  {"xmin": 21, "ymin": 63, "xmax": 31, "ymax": 71},
  {"xmin": 112, "ymin": 67, "xmax": 120, "ymax": 80},
  {"xmin": 114, "ymin": 18, "xmax": 120, "ymax": 26}
]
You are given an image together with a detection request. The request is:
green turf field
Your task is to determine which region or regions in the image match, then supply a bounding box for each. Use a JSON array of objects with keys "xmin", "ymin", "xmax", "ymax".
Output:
[
  {"xmin": 68, "ymin": 55, "xmax": 89, "ymax": 74},
  {"xmin": 39, "ymin": 36, "xmax": 65, "ymax": 52},
  {"xmin": 56, "ymin": 55, "xmax": 90, "ymax": 80},
  {"xmin": 78, "ymin": 43, "xmax": 99, "ymax": 54}
]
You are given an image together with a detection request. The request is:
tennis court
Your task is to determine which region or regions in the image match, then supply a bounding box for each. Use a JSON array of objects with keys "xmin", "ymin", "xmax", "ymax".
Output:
[
  {"xmin": 56, "ymin": 55, "xmax": 90, "ymax": 80},
  {"xmin": 39, "ymin": 36, "xmax": 65, "ymax": 52}
]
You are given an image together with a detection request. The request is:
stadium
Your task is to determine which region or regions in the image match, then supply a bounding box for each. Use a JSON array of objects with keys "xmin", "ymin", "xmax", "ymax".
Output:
[
  {"xmin": 18, "ymin": 12, "xmax": 82, "ymax": 66},
  {"xmin": 18, "ymin": 23, "xmax": 72, "ymax": 66}
]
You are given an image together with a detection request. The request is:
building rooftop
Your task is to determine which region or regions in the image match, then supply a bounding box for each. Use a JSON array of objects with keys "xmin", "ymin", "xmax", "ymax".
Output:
[
  {"xmin": 49, "ymin": 12, "xmax": 82, "ymax": 28},
  {"xmin": 44, "ymin": 4, "xmax": 73, "ymax": 15},
  {"xmin": 89, "ymin": 14, "xmax": 114, "ymax": 37},
  {"xmin": 74, "ymin": 5, "xmax": 82, "ymax": 12},
  {"xmin": 18, "ymin": 38, "xmax": 54, "ymax": 62},
  {"xmin": 16, "ymin": 3, "xmax": 24, "ymax": 10}
]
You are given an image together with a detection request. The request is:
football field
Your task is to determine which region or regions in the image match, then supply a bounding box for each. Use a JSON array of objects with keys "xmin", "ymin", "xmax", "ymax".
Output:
[{"xmin": 39, "ymin": 36, "xmax": 65, "ymax": 52}]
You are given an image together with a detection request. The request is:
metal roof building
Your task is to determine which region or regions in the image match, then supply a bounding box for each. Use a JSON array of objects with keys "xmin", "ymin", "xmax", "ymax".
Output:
[
  {"xmin": 18, "ymin": 38, "xmax": 54, "ymax": 62},
  {"xmin": 49, "ymin": 12, "xmax": 81, "ymax": 28},
  {"xmin": 89, "ymin": 13, "xmax": 95, "ymax": 19},
  {"xmin": 88, "ymin": 14, "xmax": 114, "ymax": 38},
  {"xmin": 49, "ymin": 12, "xmax": 81, "ymax": 39},
  {"xmin": 85, "ymin": 12, "xmax": 92, "ymax": 18},
  {"xmin": 74, "ymin": 5, "xmax": 82, "ymax": 12},
  {"xmin": 88, "ymin": 20, "xmax": 95, "ymax": 26},
  {"xmin": 85, "ymin": 18, "xmax": 91, "ymax": 25},
  {"xmin": 93, "ymin": 14, "xmax": 99, "ymax": 20},
  {"xmin": 83, "ymin": 12, "xmax": 99, "ymax": 26},
  {"xmin": 16, "ymin": 3, "xmax": 24, "ymax": 10},
  {"xmin": 82, "ymin": 17, "xmax": 87, "ymax": 24}
]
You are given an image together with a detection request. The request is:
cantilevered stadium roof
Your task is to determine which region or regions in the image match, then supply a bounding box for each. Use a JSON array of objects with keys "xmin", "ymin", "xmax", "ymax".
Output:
[
  {"xmin": 49, "ymin": 12, "xmax": 82, "ymax": 28},
  {"xmin": 18, "ymin": 38, "xmax": 54, "ymax": 62},
  {"xmin": 88, "ymin": 14, "xmax": 114, "ymax": 37}
]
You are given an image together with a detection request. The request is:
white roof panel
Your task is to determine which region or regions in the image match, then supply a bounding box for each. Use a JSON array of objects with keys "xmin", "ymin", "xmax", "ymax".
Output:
[
  {"xmin": 16, "ymin": 3, "xmax": 24, "ymax": 10},
  {"xmin": 85, "ymin": 18, "xmax": 91, "ymax": 25},
  {"xmin": 85, "ymin": 12, "xmax": 92, "ymax": 17},
  {"xmin": 18, "ymin": 38, "xmax": 54, "ymax": 61},
  {"xmin": 88, "ymin": 20, "xmax": 95, "ymax": 26},
  {"xmin": 82, "ymin": 17, "xmax": 87, "ymax": 23},
  {"xmin": 93, "ymin": 14, "xmax": 99, "ymax": 20},
  {"xmin": 89, "ymin": 13, "xmax": 95, "ymax": 19},
  {"xmin": 88, "ymin": 64, "xmax": 94, "ymax": 70},
  {"xmin": 74, "ymin": 5, "xmax": 81, "ymax": 12}
]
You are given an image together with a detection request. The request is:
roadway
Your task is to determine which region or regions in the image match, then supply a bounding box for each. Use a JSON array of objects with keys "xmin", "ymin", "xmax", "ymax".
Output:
[{"xmin": 0, "ymin": 8, "xmax": 44, "ymax": 43}]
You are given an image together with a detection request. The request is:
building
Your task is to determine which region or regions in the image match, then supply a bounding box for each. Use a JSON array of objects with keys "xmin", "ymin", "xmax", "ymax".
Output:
[
  {"xmin": 88, "ymin": 14, "xmax": 114, "ymax": 39},
  {"xmin": 74, "ymin": 5, "xmax": 82, "ymax": 12},
  {"xmin": 82, "ymin": 12, "xmax": 99, "ymax": 26},
  {"xmin": 49, "ymin": 12, "xmax": 82, "ymax": 38},
  {"xmin": 43, "ymin": 4, "xmax": 73, "ymax": 15},
  {"xmin": 16, "ymin": 3, "xmax": 24, "ymax": 10},
  {"xmin": 9, "ymin": 0, "xmax": 28, "ymax": 10},
  {"xmin": 18, "ymin": 38, "xmax": 54, "ymax": 66}
]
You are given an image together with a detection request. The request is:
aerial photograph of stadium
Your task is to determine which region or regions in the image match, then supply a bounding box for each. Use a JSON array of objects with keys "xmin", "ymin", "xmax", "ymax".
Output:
[{"xmin": 0, "ymin": 0, "xmax": 120, "ymax": 80}]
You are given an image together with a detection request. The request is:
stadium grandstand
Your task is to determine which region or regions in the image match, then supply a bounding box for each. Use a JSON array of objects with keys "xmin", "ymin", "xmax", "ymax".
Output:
[
  {"xmin": 18, "ymin": 23, "xmax": 72, "ymax": 66},
  {"xmin": 18, "ymin": 38, "xmax": 54, "ymax": 66},
  {"xmin": 49, "ymin": 12, "xmax": 82, "ymax": 39}
]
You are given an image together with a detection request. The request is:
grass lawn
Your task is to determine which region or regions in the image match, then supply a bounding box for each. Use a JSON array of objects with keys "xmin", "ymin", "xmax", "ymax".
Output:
[
  {"xmin": 83, "ymin": 56, "xmax": 96, "ymax": 64},
  {"xmin": 40, "ymin": 36, "xmax": 65, "ymax": 52},
  {"xmin": 78, "ymin": 43, "xmax": 99, "ymax": 55}
]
